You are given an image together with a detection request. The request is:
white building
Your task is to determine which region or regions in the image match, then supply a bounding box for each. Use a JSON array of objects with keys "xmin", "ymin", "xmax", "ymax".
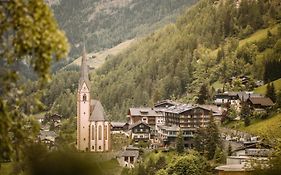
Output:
[{"xmin": 77, "ymin": 46, "xmax": 111, "ymax": 152}]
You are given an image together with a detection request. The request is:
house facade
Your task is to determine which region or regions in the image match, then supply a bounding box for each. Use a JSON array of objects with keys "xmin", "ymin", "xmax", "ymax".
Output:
[{"xmin": 128, "ymin": 122, "xmax": 151, "ymax": 143}]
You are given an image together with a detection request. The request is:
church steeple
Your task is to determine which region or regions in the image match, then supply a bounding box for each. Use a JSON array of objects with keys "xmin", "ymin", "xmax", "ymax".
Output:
[{"xmin": 78, "ymin": 44, "xmax": 90, "ymax": 91}]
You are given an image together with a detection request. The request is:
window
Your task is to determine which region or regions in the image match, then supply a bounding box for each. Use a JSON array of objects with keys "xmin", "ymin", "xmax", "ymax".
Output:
[
  {"xmin": 83, "ymin": 94, "xmax": 87, "ymax": 101},
  {"xmin": 92, "ymin": 125, "xmax": 95, "ymax": 140},
  {"xmin": 99, "ymin": 146, "xmax": 101, "ymax": 150},
  {"xmin": 92, "ymin": 146, "xmax": 94, "ymax": 150},
  {"xmin": 104, "ymin": 125, "xmax": 108, "ymax": 140},
  {"xmin": 98, "ymin": 125, "xmax": 102, "ymax": 140}
]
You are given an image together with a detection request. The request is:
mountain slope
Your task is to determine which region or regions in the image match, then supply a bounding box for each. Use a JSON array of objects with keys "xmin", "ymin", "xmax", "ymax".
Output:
[
  {"xmin": 88, "ymin": 0, "xmax": 281, "ymax": 120},
  {"xmin": 66, "ymin": 39, "xmax": 136, "ymax": 70},
  {"xmin": 51, "ymin": 0, "xmax": 197, "ymax": 58}
]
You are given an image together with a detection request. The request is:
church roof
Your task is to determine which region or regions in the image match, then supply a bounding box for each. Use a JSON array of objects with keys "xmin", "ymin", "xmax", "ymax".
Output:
[
  {"xmin": 90, "ymin": 100, "xmax": 108, "ymax": 121},
  {"xmin": 78, "ymin": 46, "xmax": 91, "ymax": 91}
]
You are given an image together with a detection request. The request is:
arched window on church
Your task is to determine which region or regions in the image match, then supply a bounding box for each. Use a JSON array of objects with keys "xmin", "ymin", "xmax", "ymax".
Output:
[
  {"xmin": 83, "ymin": 94, "xmax": 87, "ymax": 102},
  {"xmin": 98, "ymin": 125, "xmax": 102, "ymax": 140},
  {"xmin": 104, "ymin": 125, "xmax": 107, "ymax": 140},
  {"xmin": 92, "ymin": 125, "xmax": 95, "ymax": 140}
]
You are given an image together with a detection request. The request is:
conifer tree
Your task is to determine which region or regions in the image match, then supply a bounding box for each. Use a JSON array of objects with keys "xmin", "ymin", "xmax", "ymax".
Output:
[
  {"xmin": 205, "ymin": 116, "xmax": 221, "ymax": 160},
  {"xmin": 197, "ymin": 84, "xmax": 209, "ymax": 104},
  {"xmin": 176, "ymin": 130, "xmax": 185, "ymax": 154},
  {"xmin": 266, "ymin": 83, "xmax": 276, "ymax": 102}
]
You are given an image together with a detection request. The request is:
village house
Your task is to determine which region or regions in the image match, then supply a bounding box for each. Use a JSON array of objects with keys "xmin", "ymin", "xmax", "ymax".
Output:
[
  {"xmin": 214, "ymin": 92, "xmax": 240, "ymax": 107},
  {"xmin": 127, "ymin": 107, "xmax": 164, "ymax": 127},
  {"xmin": 214, "ymin": 91, "xmax": 264, "ymax": 114},
  {"xmin": 246, "ymin": 96, "xmax": 274, "ymax": 111},
  {"xmin": 216, "ymin": 140, "xmax": 271, "ymax": 175},
  {"xmin": 128, "ymin": 121, "xmax": 151, "ymax": 144},
  {"xmin": 38, "ymin": 130, "xmax": 58, "ymax": 149},
  {"xmin": 110, "ymin": 122, "xmax": 129, "ymax": 133},
  {"xmin": 117, "ymin": 145, "xmax": 139, "ymax": 168},
  {"xmin": 158, "ymin": 104, "xmax": 213, "ymax": 148}
]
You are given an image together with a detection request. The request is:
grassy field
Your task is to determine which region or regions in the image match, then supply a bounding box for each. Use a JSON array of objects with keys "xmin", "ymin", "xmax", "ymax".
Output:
[
  {"xmin": 239, "ymin": 24, "xmax": 279, "ymax": 47},
  {"xmin": 254, "ymin": 78, "xmax": 281, "ymax": 95},
  {"xmin": 225, "ymin": 113, "xmax": 281, "ymax": 139},
  {"xmin": 211, "ymin": 81, "xmax": 224, "ymax": 90}
]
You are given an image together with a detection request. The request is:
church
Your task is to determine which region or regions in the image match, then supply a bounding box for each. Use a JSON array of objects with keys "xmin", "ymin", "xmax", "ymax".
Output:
[{"xmin": 77, "ymin": 46, "xmax": 111, "ymax": 152}]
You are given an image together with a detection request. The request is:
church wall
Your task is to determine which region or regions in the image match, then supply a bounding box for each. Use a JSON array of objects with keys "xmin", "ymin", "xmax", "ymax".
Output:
[
  {"xmin": 96, "ymin": 121, "xmax": 105, "ymax": 151},
  {"xmin": 77, "ymin": 83, "xmax": 91, "ymax": 151}
]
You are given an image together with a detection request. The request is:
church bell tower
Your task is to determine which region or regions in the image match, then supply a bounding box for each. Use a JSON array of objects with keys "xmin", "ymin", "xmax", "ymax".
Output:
[{"xmin": 77, "ymin": 46, "xmax": 91, "ymax": 151}]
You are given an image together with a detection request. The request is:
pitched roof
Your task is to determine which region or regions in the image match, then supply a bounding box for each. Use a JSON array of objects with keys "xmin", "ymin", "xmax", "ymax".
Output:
[
  {"xmin": 128, "ymin": 121, "xmax": 150, "ymax": 130},
  {"xmin": 163, "ymin": 104, "xmax": 212, "ymax": 114},
  {"xmin": 237, "ymin": 92, "xmax": 263, "ymax": 101},
  {"xmin": 154, "ymin": 99, "xmax": 178, "ymax": 108},
  {"xmin": 248, "ymin": 97, "xmax": 274, "ymax": 106},
  {"xmin": 119, "ymin": 145, "xmax": 139, "ymax": 157},
  {"xmin": 129, "ymin": 108, "xmax": 163, "ymax": 117},
  {"xmin": 78, "ymin": 46, "xmax": 91, "ymax": 91},
  {"xmin": 111, "ymin": 122, "xmax": 127, "ymax": 127},
  {"xmin": 120, "ymin": 149, "xmax": 139, "ymax": 157},
  {"xmin": 89, "ymin": 100, "xmax": 108, "ymax": 121}
]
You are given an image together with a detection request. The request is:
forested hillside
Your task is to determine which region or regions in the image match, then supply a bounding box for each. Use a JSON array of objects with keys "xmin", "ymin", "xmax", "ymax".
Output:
[
  {"xmin": 52, "ymin": 0, "xmax": 197, "ymax": 58},
  {"xmin": 89, "ymin": 0, "xmax": 281, "ymax": 120}
]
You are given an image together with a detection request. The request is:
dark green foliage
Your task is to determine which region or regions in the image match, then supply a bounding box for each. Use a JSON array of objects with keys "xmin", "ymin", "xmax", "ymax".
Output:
[
  {"xmin": 244, "ymin": 115, "xmax": 251, "ymax": 126},
  {"xmin": 194, "ymin": 117, "xmax": 222, "ymax": 160},
  {"xmin": 205, "ymin": 116, "xmax": 221, "ymax": 160},
  {"xmin": 275, "ymin": 91, "xmax": 281, "ymax": 109},
  {"xmin": 194, "ymin": 116, "xmax": 221, "ymax": 160},
  {"xmin": 227, "ymin": 143, "xmax": 232, "ymax": 156},
  {"xmin": 176, "ymin": 130, "xmax": 185, "ymax": 154},
  {"xmin": 263, "ymin": 59, "xmax": 281, "ymax": 83},
  {"xmin": 165, "ymin": 151, "xmax": 211, "ymax": 175},
  {"xmin": 196, "ymin": 84, "xmax": 209, "ymax": 104},
  {"xmin": 155, "ymin": 156, "xmax": 167, "ymax": 171},
  {"xmin": 266, "ymin": 83, "xmax": 276, "ymax": 102},
  {"xmin": 146, "ymin": 158, "xmax": 157, "ymax": 175},
  {"xmin": 240, "ymin": 101, "xmax": 252, "ymax": 126},
  {"xmin": 214, "ymin": 147, "xmax": 226, "ymax": 164}
]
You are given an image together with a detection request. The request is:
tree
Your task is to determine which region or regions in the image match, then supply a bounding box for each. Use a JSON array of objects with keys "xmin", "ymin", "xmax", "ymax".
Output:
[
  {"xmin": 166, "ymin": 151, "xmax": 210, "ymax": 175},
  {"xmin": 197, "ymin": 84, "xmax": 209, "ymax": 104},
  {"xmin": 194, "ymin": 116, "xmax": 221, "ymax": 160},
  {"xmin": 205, "ymin": 116, "xmax": 221, "ymax": 160},
  {"xmin": 155, "ymin": 156, "xmax": 167, "ymax": 171},
  {"xmin": 227, "ymin": 143, "xmax": 232, "ymax": 156},
  {"xmin": 0, "ymin": 0, "xmax": 68, "ymax": 164},
  {"xmin": 176, "ymin": 130, "xmax": 185, "ymax": 154},
  {"xmin": 240, "ymin": 101, "xmax": 252, "ymax": 126},
  {"xmin": 266, "ymin": 83, "xmax": 276, "ymax": 102},
  {"xmin": 146, "ymin": 158, "xmax": 157, "ymax": 175},
  {"xmin": 214, "ymin": 147, "xmax": 225, "ymax": 163}
]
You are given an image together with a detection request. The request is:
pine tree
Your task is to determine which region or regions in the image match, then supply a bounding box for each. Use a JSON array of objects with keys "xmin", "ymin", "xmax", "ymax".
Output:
[
  {"xmin": 228, "ymin": 143, "xmax": 232, "ymax": 156},
  {"xmin": 176, "ymin": 130, "xmax": 185, "ymax": 154},
  {"xmin": 266, "ymin": 83, "xmax": 276, "ymax": 102},
  {"xmin": 241, "ymin": 101, "xmax": 252, "ymax": 126},
  {"xmin": 205, "ymin": 116, "xmax": 221, "ymax": 160},
  {"xmin": 197, "ymin": 84, "xmax": 209, "ymax": 104}
]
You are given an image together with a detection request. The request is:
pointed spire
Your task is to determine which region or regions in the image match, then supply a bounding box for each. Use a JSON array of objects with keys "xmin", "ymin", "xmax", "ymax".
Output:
[{"xmin": 78, "ymin": 43, "xmax": 90, "ymax": 91}]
